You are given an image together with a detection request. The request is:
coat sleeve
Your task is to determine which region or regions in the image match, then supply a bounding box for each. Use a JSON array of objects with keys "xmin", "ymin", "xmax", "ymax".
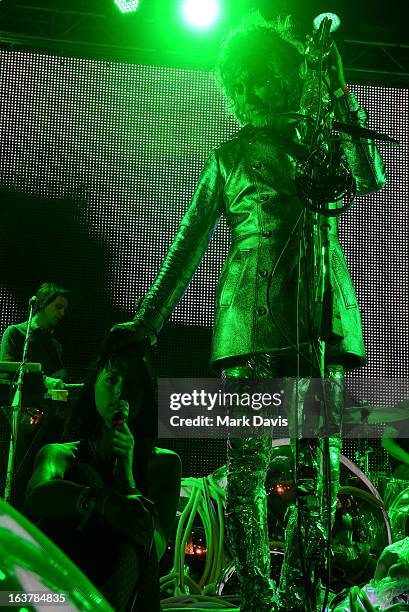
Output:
[
  {"xmin": 133, "ymin": 150, "xmax": 224, "ymax": 337},
  {"xmin": 334, "ymin": 92, "xmax": 387, "ymax": 196}
]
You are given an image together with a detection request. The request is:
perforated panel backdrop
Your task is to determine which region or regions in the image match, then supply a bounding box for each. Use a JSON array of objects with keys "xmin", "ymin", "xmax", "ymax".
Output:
[{"xmin": 0, "ymin": 50, "xmax": 407, "ymax": 475}]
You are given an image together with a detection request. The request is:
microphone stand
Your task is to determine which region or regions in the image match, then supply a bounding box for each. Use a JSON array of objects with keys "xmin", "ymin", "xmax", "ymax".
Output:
[
  {"xmin": 293, "ymin": 16, "xmax": 397, "ymax": 610},
  {"xmin": 300, "ymin": 144, "xmax": 336, "ymax": 612},
  {"xmin": 293, "ymin": 16, "xmax": 347, "ymax": 611},
  {"xmin": 4, "ymin": 299, "xmax": 37, "ymax": 503},
  {"xmin": 297, "ymin": 16, "xmax": 338, "ymax": 375}
]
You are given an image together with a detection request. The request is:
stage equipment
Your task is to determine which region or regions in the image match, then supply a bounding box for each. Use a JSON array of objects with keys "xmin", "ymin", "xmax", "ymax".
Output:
[
  {"xmin": 295, "ymin": 17, "xmax": 359, "ymax": 607},
  {"xmin": 343, "ymin": 401, "xmax": 409, "ymax": 425},
  {"xmin": 114, "ymin": 0, "xmax": 141, "ymax": 14},
  {"xmin": 0, "ymin": 496, "xmax": 113, "ymax": 610},
  {"xmin": 329, "ymin": 538, "xmax": 409, "ymax": 610},
  {"xmin": 218, "ymin": 443, "xmax": 391, "ymax": 594},
  {"xmin": 0, "ymin": 366, "xmax": 83, "ymax": 502},
  {"xmin": 181, "ymin": 0, "xmax": 220, "ymax": 30},
  {"xmin": 0, "ymin": 362, "xmax": 42, "ymax": 374},
  {"xmin": 159, "ymin": 474, "xmax": 226, "ymax": 599},
  {"xmin": 383, "ymin": 480, "xmax": 409, "ymax": 542},
  {"xmin": 4, "ymin": 297, "xmax": 37, "ymax": 503},
  {"xmin": 216, "ymin": 548, "xmax": 285, "ymax": 599},
  {"xmin": 162, "ymin": 443, "xmax": 391, "ymax": 603},
  {"xmin": 313, "ymin": 13, "xmax": 341, "ymax": 34},
  {"xmin": 293, "ymin": 15, "xmax": 399, "ymax": 609}
]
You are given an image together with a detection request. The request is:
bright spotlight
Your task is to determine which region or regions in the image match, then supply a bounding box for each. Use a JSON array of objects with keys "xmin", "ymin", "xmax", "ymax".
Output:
[
  {"xmin": 313, "ymin": 12, "xmax": 341, "ymax": 33},
  {"xmin": 181, "ymin": 0, "xmax": 221, "ymax": 30},
  {"xmin": 114, "ymin": 0, "xmax": 141, "ymax": 14}
]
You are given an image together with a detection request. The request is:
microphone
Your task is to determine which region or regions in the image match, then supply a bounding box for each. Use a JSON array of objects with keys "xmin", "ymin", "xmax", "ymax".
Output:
[
  {"xmin": 299, "ymin": 16, "xmax": 333, "ymax": 138},
  {"xmin": 112, "ymin": 400, "xmax": 130, "ymax": 476},
  {"xmin": 112, "ymin": 399, "xmax": 129, "ymax": 428},
  {"xmin": 28, "ymin": 295, "xmax": 38, "ymax": 314},
  {"xmin": 112, "ymin": 412, "xmax": 126, "ymax": 428}
]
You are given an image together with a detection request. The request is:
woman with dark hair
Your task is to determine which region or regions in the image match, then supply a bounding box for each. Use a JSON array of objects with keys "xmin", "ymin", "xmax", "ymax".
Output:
[{"xmin": 25, "ymin": 349, "xmax": 181, "ymax": 611}]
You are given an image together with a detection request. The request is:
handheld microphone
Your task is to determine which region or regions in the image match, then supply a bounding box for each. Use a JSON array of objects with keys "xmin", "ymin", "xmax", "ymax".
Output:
[
  {"xmin": 299, "ymin": 16, "xmax": 333, "ymax": 134},
  {"xmin": 112, "ymin": 399, "xmax": 130, "ymax": 428},
  {"xmin": 112, "ymin": 412, "xmax": 126, "ymax": 428},
  {"xmin": 29, "ymin": 296, "xmax": 38, "ymax": 304}
]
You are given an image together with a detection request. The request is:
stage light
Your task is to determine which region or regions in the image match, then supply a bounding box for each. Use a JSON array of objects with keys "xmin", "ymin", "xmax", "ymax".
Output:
[
  {"xmin": 313, "ymin": 12, "xmax": 341, "ymax": 33},
  {"xmin": 114, "ymin": 0, "xmax": 141, "ymax": 14},
  {"xmin": 181, "ymin": 0, "xmax": 220, "ymax": 30}
]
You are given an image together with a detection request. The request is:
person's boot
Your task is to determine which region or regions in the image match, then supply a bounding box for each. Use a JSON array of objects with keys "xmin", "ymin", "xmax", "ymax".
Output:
[{"xmin": 226, "ymin": 435, "xmax": 277, "ymax": 611}]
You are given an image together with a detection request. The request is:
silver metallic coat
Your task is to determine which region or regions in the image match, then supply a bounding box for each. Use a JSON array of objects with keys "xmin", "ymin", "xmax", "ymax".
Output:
[{"xmin": 135, "ymin": 93, "xmax": 387, "ymax": 370}]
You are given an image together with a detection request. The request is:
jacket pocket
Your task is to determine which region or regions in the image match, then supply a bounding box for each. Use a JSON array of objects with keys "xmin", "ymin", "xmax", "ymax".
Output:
[{"xmin": 218, "ymin": 249, "xmax": 251, "ymax": 307}]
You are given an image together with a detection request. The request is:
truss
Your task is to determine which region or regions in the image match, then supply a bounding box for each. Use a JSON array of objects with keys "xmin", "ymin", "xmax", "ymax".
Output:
[{"xmin": 0, "ymin": 0, "xmax": 408, "ymax": 84}]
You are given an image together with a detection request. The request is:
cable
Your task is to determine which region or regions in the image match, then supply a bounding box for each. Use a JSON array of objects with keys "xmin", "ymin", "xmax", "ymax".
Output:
[
  {"xmin": 162, "ymin": 476, "xmax": 228, "ymax": 601},
  {"xmin": 300, "ymin": 202, "xmax": 347, "ymax": 612},
  {"xmin": 294, "ymin": 209, "xmax": 313, "ymax": 612},
  {"xmin": 266, "ymin": 209, "xmax": 317, "ymax": 369}
]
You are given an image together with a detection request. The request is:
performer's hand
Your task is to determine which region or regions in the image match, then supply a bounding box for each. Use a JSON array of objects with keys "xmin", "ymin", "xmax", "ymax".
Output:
[
  {"xmin": 97, "ymin": 488, "xmax": 154, "ymax": 546},
  {"xmin": 327, "ymin": 42, "xmax": 347, "ymax": 91},
  {"xmin": 101, "ymin": 321, "xmax": 152, "ymax": 359},
  {"xmin": 43, "ymin": 376, "xmax": 65, "ymax": 390},
  {"xmin": 127, "ymin": 494, "xmax": 158, "ymax": 546},
  {"xmin": 113, "ymin": 417, "xmax": 136, "ymax": 490}
]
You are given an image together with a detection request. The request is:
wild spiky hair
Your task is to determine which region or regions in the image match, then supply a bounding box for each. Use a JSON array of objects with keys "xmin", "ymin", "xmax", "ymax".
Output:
[{"xmin": 217, "ymin": 12, "xmax": 303, "ymax": 119}]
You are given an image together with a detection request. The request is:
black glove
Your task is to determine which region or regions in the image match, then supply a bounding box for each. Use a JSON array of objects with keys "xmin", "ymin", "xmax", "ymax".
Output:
[{"xmin": 100, "ymin": 321, "xmax": 153, "ymax": 361}]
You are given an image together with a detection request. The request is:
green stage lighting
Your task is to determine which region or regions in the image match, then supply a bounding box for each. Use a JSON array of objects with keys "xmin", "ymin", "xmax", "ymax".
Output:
[
  {"xmin": 114, "ymin": 0, "xmax": 141, "ymax": 14},
  {"xmin": 181, "ymin": 0, "xmax": 220, "ymax": 30},
  {"xmin": 313, "ymin": 12, "xmax": 341, "ymax": 32}
]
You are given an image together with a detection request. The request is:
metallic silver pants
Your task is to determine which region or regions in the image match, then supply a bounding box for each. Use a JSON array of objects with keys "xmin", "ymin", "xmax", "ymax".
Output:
[{"xmin": 223, "ymin": 355, "xmax": 344, "ymax": 611}]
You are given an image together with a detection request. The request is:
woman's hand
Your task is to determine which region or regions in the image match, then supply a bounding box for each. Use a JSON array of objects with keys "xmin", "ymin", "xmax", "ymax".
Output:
[
  {"xmin": 96, "ymin": 488, "xmax": 154, "ymax": 547},
  {"xmin": 113, "ymin": 417, "xmax": 136, "ymax": 490}
]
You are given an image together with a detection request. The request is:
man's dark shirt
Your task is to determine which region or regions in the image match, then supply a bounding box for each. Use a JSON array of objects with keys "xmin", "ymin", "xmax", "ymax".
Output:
[{"xmin": 0, "ymin": 322, "xmax": 64, "ymax": 376}]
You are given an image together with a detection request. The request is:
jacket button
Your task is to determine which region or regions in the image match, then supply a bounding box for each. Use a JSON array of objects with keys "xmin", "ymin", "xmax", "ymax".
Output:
[
  {"xmin": 262, "ymin": 230, "xmax": 272, "ymax": 238},
  {"xmin": 252, "ymin": 161, "xmax": 262, "ymax": 170},
  {"xmin": 259, "ymin": 269, "xmax": 268, "ymax": 278},
  {"xmin": 260, "ymin": 194, "xmax": 270, "ymax": 202},
  {"xmin": 257, "ymin": 306, "xmax": 267, "ymax": 316}
]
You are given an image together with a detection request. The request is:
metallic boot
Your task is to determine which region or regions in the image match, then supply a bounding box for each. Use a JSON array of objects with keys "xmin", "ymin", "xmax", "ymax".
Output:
[
  {"xmin": 279, "ymin": 366, "xmax": 344, "ymax": 611},
  {"xmin": 223, "ymin": 359, "xmax": 280, "ymax": 611},
  {"xmin": 227, "ymin": 435, "xmax": 277, "ymax": 611}
]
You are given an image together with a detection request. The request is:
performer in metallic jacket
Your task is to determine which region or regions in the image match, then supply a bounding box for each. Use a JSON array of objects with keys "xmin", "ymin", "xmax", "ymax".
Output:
[{"xmin": 106, "ymin": 14, "xmax": 387, "ymax": 611}]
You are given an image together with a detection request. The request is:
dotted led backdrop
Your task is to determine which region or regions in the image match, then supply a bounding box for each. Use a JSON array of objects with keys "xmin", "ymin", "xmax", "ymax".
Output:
[{"xmin": 0, "ymin": 50, "xmax": 407, "ymax": 475}]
